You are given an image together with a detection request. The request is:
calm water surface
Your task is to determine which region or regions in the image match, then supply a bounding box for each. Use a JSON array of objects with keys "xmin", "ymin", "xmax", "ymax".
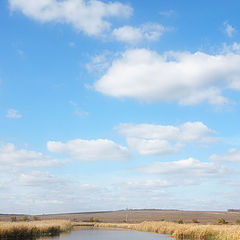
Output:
[{"xmin": 41, "ymin": 228, "xmax": 174, "ymax": 240}]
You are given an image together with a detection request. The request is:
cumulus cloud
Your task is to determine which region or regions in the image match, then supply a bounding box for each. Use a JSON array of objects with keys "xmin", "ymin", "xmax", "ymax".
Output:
[
  {"xmin": 47, "ymin": 139, "xmax": 129, "ymax": 161},
  {"xmin": 210, "ymin": 148, "xmax": 240, "ymax": 163},
  {"xmin": 9, "ymin": 0, "xmax": 132, "ymax": 36},
  {"xmin": 126, "ymin": 138, "xmax": 181, "ymax": 155},
  {"xmin": 117, "ymin": 122, "xmax": 215, "ymax": 155},
  {"xmin": 0, "ymin": 143, "xmax": 59, "ymax": 168},
  {"xmin": 94, "ymin": 47, "xmax": 240, "ymax": 105},
  {"xmin": 223, "ymin": 22, "xmax": 236, "ymax": 37},
  {"xmin": 112, "ymin": 23, "xmax": 166, "ymax": 44},
  {"xmin": 6, "ymin": 109, "xmax": 22, "ymax": 119},
  {"xmin": 138, "ymin": 158, "xmax": 232, "ymax": 179}
]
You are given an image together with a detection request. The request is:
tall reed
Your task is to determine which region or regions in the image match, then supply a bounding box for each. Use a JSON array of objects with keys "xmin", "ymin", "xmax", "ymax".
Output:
[
  {"xmin": 95, "ymin": 221, "xmax": 240, "ymax": 240},
  {"xmin": 0, "ymin": 220, "xmax": 72, "ymax": 239}
]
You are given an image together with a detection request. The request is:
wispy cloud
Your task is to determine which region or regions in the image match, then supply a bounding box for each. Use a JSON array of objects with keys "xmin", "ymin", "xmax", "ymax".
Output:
[
  {"xmin": 6, "ymin": 109, "xmax": 22, "ymax": 119},
  {"xmin": 68, "ymin": 42, "xmax": 75, "ymax": 47},
  {"xmin": 210, "ymin": 148, "xmax": 240, "ymax": 163},
  {"xmin": 69, "ymin": 100, "xmax": 88, "ymax": 117},
  {"xmin": 159, "ymin": 10, "xmax": 175, "ymax": 17},
  {"xmin": 86, "ymin": 52, "xmax": 112, "ymax": 73},
  {"xmin": 0, "ymin": 143, "xmax": 60, "ymax": 169},
  {"xmin": 112, "ymin": 23, "xmax": 167, "ymax": 44},
  {"xmin": 17, "ymin": 49, "xmax": 24, "ymax": 56},
  {"xmin": 137, "ymin": 158, "xmax": 233, "ymax": 180},
  {"xmin": 223, "ymin": 22, "xmax": 236, "ymax": 37}
]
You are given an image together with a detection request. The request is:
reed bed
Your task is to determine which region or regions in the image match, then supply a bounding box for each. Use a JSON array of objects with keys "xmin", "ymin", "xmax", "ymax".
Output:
[
  {"xmin": 0, "ymin": 220, "xmax": 72, "ymax": 239},
  {"xmin": 95, "ymin": 221, "xmax": 240, "ymax": 240}
]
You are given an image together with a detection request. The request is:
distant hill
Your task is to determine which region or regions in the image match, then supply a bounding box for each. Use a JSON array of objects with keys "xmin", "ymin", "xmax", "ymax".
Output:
[{"xmin": 1, "ymin": 209, "xmax": 240, "ymax": 224}]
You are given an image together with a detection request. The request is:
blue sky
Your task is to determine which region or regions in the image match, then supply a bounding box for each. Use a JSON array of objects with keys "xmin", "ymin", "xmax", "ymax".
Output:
[{"xmin": 1, "ymin": 0, "xmax": 240, "ymax": 214}]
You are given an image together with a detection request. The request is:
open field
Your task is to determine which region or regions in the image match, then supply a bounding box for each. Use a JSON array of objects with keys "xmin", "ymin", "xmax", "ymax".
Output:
[
  {"xmin": 0, "ymin": 220, "xmax": 72, "ymax": 239},
  {"xmin": 95, "ymin": 221, "xmax": 240, "ymax": 240},
  {"xmin": 1, "ymin": 209, "xmax": 240, "ymax": 225}
]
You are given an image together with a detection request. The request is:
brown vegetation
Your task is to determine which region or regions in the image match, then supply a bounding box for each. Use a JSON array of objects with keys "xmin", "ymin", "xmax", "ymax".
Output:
[
  {"xmin": 95, "ymin": 221, "xmax": 240, "ymax": 240},
  {"xmin": 0, "ymin": 220, "xmax": 72, "ymax": 239}
]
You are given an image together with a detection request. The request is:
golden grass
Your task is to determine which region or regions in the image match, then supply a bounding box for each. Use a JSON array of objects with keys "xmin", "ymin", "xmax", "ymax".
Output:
[
  {"xmin": 0, "ymin": 220, "xmax": 72, "ymax": 239},
  {"xmin": 72, "ymin": 222, "xmax": 95, "ymax": 226},
  {"xmin": 95, "ymin": 221, "xmax": 240, "ymax": 240}
]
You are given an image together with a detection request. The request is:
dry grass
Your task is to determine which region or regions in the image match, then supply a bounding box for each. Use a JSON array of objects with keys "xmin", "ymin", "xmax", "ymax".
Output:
[
  {"xmin": 95, "ymin": 221, "xmax": 240, "ymax": 240},
  {"xmin": 0, "ymin": 220, "xmax": 72, "ymax": 239}
]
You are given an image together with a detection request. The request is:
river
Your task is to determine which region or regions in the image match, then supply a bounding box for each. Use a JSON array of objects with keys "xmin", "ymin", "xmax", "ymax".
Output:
[{"xmin": 40, "ymin": 228, "xmax": 174, "ymax": 240}]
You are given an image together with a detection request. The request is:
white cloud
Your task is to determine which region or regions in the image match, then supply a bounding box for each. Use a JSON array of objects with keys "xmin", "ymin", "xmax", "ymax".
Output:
[
  {"xmin": 0, "ymin": 143, "xmax": 59, "ymax": 168},
  {"xmin": 69, "ymin": 100, "xmax": 88, "ymax": 117},
  {"xmin": 124, "ymin": 179, "xmax": 173, "ymax": 190},
  {"xmin": 126, "ymin": 138, "xmax": 181, "ymax": 155},
  {"xmin": 224, "ymin": 22, "xmax": 236, "ymax": 37},
  {"xmin": 118, "ymin": 122, "xmax": 214, "ymax": 142},
  {"xmin": 69, "ymin": 41, "xmax": 75, "ymax": 47},
  {"xmin": 121, "ymin": 178, "xmax": 201, "ymax": 191},
  {"xmin": 86, "ymin": 52, "xmax": 113, "ymax": 73},
  {"xmin": 159, "ymin": 10, "xmax": 175, "ymax": 17},
  {"xmin": 9, "ymin": 0, "xmax": 133, "ymax": 36},
  {"xmin": 210, "ymin": 148, "xmax": 240, "ymax": 163},
  {"xmin": 138, "ymin": 158, "xmax": 232, "ymax": 178},
  {"xmin": 179, "ymin": 122, "xmax": 216, "ymax": 142},
  {"xmin": 94, "ymin": 47, "xmax": 240, "ymax": 105},
  {"xmin": 6, "ymin": 109, "xmax": 22, "ymax": 119},
  {"xmin": 117, "ymin": 122, "xmax": 215, "ymax": 155},
  {"xmin": 47, "ymin": 138, "xmax": 129, "ymax": 161},
  {"xmin": 18, "ymin": 171, "xmax": 63, "ymax": 186},
  {"xmin": 222, "ymin": 42, "xmax": 240, "ymax": 54},
  {"xmin": 17, "ymin": 49, "xmax": 24, "ymax": 56},
  {"xmin": 112, "ymin": 23, "xmax": 166, "ymax": 44}
]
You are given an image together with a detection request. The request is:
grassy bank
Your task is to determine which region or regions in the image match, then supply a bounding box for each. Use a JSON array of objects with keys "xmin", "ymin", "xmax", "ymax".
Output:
[
  {"xmin": 0, "ymin": 220, "xmax": 72, "ymax": 239},
  {"xmin": 95, "ymin": 221, "xmax": 240, "ymax": 240}
]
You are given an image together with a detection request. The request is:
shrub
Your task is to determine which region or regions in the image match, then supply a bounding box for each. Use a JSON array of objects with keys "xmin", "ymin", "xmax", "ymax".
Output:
[
  {"xmin": 88, "ymin": 217, "xmax": 94, "ymax": 222},
  {"xmin": 20, "ymin": 216, "xmax": 29, "ymax": 222},
  {"xmin": 10, "ymin": 216, "xmax": 17, "ymax": 222},
  {"xmin": 94, "ymin": 218, "xmax": 100, "ymax": 222},
  {"xmin": 236, "ymin": 219, "xmax": 240, "ymax": 224},
  {"xmin": 177, "ymin": 219, "xmax": 183, "ymax": 224},
  {"xmin": 88, "ymin": 217, "xmax": 100, "ymax": 222},
  {"xmin": 217, "ymin": 218, "xmax": 227, "ymax": 224},
  {"xmin": 33, "ymin": 216, "xmax": 40, "ymax": 221},
  {"xmin": 192, "ymin": 219, "xmax": 199, "ymax": 223}
]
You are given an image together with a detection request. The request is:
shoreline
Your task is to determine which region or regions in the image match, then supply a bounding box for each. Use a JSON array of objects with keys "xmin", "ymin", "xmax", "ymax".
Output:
[
  {"xmin": 0, "ymin": 220, "xmax": 72, "ymax": 240},
  {"xmin": 1, "ymin": 220, "xmax": 240, "ymax": 240},
  {"xmin": 94, "ymin": 221, "xmax": 240, "ymax": 240}
]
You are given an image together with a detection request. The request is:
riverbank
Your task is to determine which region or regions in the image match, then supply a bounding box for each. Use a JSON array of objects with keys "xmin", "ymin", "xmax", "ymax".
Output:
[
  {"xmin": 1, "ymin": 220, "xmax": 240, "ymax": 239},
  {"xmin": 0, "ymin": 220, "xmax": 72, "ymax": 239},
  {"xmin": 95, "ymin": 221, "xmax": 240, "ymax": 240}
]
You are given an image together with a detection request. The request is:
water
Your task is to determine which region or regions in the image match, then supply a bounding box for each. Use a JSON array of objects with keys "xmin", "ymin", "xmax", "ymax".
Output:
[{"xmin": 41, "ymin": 228, "xmax": 174, "ymax": 240}]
